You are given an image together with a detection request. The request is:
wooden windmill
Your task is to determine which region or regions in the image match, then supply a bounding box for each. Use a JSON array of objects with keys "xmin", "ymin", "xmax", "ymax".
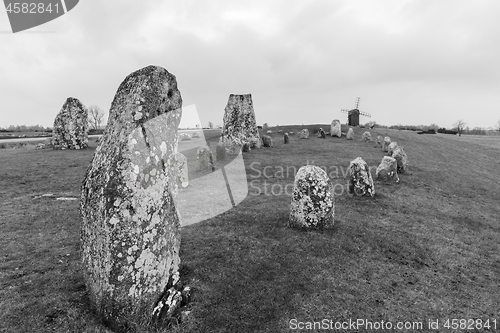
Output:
[{"xmin": 341, "ymin": 97, "xmax": 371, "ymax": 126}]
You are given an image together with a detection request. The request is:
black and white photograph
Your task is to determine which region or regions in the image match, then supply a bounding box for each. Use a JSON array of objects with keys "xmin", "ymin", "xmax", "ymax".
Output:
[{"xmin": 1, "ymin": 1, "xmax": 499, "ymax": 332}]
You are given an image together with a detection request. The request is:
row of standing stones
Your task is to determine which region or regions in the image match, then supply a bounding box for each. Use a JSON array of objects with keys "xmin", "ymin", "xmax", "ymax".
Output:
[{"xmin": 44, "ymin": 65, "xmax": 410, "ymax": 331}]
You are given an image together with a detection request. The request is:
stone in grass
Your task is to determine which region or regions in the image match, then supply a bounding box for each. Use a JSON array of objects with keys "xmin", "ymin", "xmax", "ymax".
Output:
[
  {"xmin": 267, "ymin": 130, "xmax": 273, "ymax": 135},
  {"xmin": 216, "ymin": 143, "xmax": 227, "ymax": 162},
  {"xmin": 242, "ymin": 142, "xmax": 251, "ymax": 152},
  {"xmin": 347, "ymin": 157, "xmax": 375, "ymax": 197},
  {"xmin": 52, "ymin": 97, "xmax": 89, "ymax": 150},
  {"xmin": 173, "ymin": 152, "xmax": 188, "ymax": 188},
  {"xmin": 277, "ymin": 130, "xmax": 283, "ymax": 133},
  {"xmin": 80, "ymin": 65, "xmax": 188, "ymax": 331},
  {"xmin": 382, "ymin": 136, "xmax": 391, "ymax": 152},
  {"xmin": 220, "ymin": 94, "xmax": 259, "ymax": 147},
  {"xmin": 192, "ymin": 132, "xmax": 200, "ymax": 138},
  {"xmin": 289, "ymin": 131, "xmax": 295, "ymax": 135},
  {"xmin": 179, "ymin": 133, "xmax": 191, "ymax": 141},
  {"xmin": 375, "ymin": 135, "xmax": 383, "ymax": 148},
  {"xmin": 376, "ymin": 156, "xmax": 400, "ymax": 182},
  {"xmin": 392, "ymin": 146, "xmax": 409, "ymax": 173},
  {"xmin": 262, "ymin": 135, "xmax": 273, "ymax": 147},
  {"xmin": 388, "ymin": 142, "xmax": 398, "ymax": 155},
  {"xmin": 317, "ymin": 128, "xmax": 326, "ymax": 138},
  {"xmin": 195, "ymin": 145, "xmax": 215, "ymax": 171},
  {"xmin": 284, "ymin": 133, "xmax": 290, "ymax": 144},
  {"xmin": 362, "ymin": 131, "xmax": 372, "ymax": 142},
  {"xmin": 289, "ymin": 165, "xmax": 335, "ymax": 230},
  {"xmin": 249, "ymin": 137, "xmax": 261, "ymax": 149},
  {"xmin": 346, "ymin": 127, "xmax": 354, "ymax": 140},
  {"xmin": 330, "ymin": 119, "xmax": 341, "ymax": 137},
  {"xmin": 299, "ymin": 129, "xmax": 309, "ymax": 139}
]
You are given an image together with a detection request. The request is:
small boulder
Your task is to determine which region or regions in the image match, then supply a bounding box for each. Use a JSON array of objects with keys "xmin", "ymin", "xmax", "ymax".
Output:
[
  {"xmin": 289, "ymin": 165, "xmax": 335, "ymax": 229},
  {"xmin": 179, "ymin": 133, "xmax": 192, "ymax": 141},
  {"xmin": 192, "ymin": 132, "xmax": 200, "ymax": 138},
  {"xmin": 266, "ymin": 130, "xmax": 273, "ymax": 135},
  {"xmin": 173, "ymin": 152, "xmax": 189, "ymax": 188},
  {"xmin": 362, "ymin": 131, "xmax": 372, "ymax": 142},
  {"xmin": 195, "ymin": 145, "xmax": 215, "ymax": 171},
  {"xmin": 242, "ymin": 142, "xmax": 251, "ymax": 152},
  {"xmin": 289, "ymin": 131, "xmax": 295, "ymax": 135},
  {"xmin": 216, "ymin": 143, "xmax": 227, "ymax": 162},
  {"xmin": 262, "ymin": 135, "xmax": 273, "ymax": 147},
  {"xmin": 392, "ymin": 146, "xmax": 409, "ymax": 173},
  {"xmin": 382, "ymin": 136, "xmax": 391, "ymax": 152},
  {"xmin": 299, "ymin": 129, "xmax": 309, "ymax": 139},
  {"xmin": 347, "ymin": 157, "xmax": 375, "ymax": 197},
  {"xmin": 388, "ymin": 142, "xmax": 398, "ymax": 155},
  {"xmin": 277, "ymin": 130, "xmax": 283, "ymax": 133},
  {"xmin": 346, "ymin": 128, "xmax": 354, "ymax": 140},
  {"xmin": 330, "ymin": 119, "xmax": 341, "ymax": 137},
  {"xmin": 376, "ymin": 156, "xmax": 399, "ymax": 182},
  {"xmin": 249, "ymin": 137, "xmax": 261, "ymax": 149},
  {"xmin": 317, "ymin": 128, "xmax": 326, "ymax": 138},
  {"xmin": 284, "ymin": 133, "xmax": 290, "ymax": 144}
]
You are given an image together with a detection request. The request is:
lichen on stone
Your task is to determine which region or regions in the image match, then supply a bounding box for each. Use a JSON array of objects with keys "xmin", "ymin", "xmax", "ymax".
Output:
[
  {"xmin": 289, "ymin": 165, "xmax": 335, "ymax": 229},
  {"xmin": 347, "ymin": 157, "xmax": 375, "ymax": 197},
  {"xmin": 52, "ymin": 97, "xmax": 89, "ymax": 150}
]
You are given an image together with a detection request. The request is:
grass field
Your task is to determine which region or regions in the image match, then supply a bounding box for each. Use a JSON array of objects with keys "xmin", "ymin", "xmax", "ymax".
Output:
[{"xmin": 1, "ymin": 125, "xmax": 499, "ymax": 333}]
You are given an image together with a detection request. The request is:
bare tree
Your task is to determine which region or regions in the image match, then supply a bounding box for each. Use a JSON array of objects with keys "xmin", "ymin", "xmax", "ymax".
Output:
[
  {"xmin": 208, "ymin": 121, "xmax": 213, "ymax": 129},
  {"xmin": 496, "ymin": 119, "xmax": 500, "ymax": 131},
  {"xmin": 454, "ymin": 119, "xmax": 466, "ymax": 136},
  {"xmin": 88, "ymin": 105, "xmax": 104, "ymax": 130}
]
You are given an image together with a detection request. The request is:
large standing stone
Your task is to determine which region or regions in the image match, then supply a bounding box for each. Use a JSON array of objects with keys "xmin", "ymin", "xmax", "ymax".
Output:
[
  {"xmin": 392, "ymin": 146, "xmax": 409, "ymax": 173},
  {"xmin": 262, "ymin": 135, "xmax": 273, "ymax": 147},
  {"xmin": 299, "ymin": 129, "xmax": 309, "ymax": 139},
  {"xmin": 317, "ymin": 128, "xmax": 326, "ymax": 138},
  {"xmin": 52, "ymin": 97, "xmax": 89, "ymax": 149},
  {"xmin": 173, "ymin": 152, "xmax": 188, "ymax": 188},
  {"xmin": 388, "ymin": 142, "xmax": 398, "ymax": 155},
  {"xmin": 80, "ymin": 65, "xmax": 188, "ymax": 330},
  {"xmin": 289, "ymin": 165, "xmax": 334, "ymax": 229},
  {"xmin": 220, "ymin": 94, "xmax": 259, "ymax": 148},
  {"xmin": 376, "ymin": 156, "xmax": 399, "ymax": 182},
  {"xmin": 346, "ymin": 127, "xmax": 354, "ymax": 140},
  {"xmin": 195, "ymin": 145, "xmax": 215, "ymax": 171},
  {"xmin": 262, "ymin": 123, "xmax": 269, "ymax": 132},
  {"xmin": 284, "ymin": 133, "xmax": 290, "ymax": 144},
  {"xmin": 375, "ymin": 135, "xmax": 383, "ymax": 148},
  {"xmin": 330, "ymin": 119, "xmax": 341, "ymax": 137},
  {"xmin": 362, "ymin": 131, "xmax": 372, "ymax": 142},
  {"xmin": 347, "ymin": 157, "xmax": 375, "ymax": 197},
  {"xmin": 382, "ymin": 136, "xmax": 391, "ymax": 152}
]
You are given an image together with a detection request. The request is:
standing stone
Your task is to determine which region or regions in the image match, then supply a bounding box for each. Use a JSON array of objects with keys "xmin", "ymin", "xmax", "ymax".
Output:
[
  {"xmin": 392, "ymin": 146, "xmax": 409, "ymax": 173},
  {"xmin": 242, "ymin": 142, "xmax": 251, "ymax": 152},
  {"xmin": 362, "ymin": 131, "xmax": 372, "ymax": 142},
  {"xmin": 289, "ymin": 165, "xmax": 334, "ymax": 229},
  {"xmin": 346, "ymin": 127, "xmax": 354, "ymax": 140},
  {"xmin": 220, "ymin": 94, "xmax": 259, "ymax": 148},
  {"xmin": 375, "ymin": 135, "xmax": 383, "ymax": 148},
  {"xmin": 330, "ymin": 119, "xmax": 341, "ymax": 137},
  {"xmin": 195, "ymin": 145, "xmax": 215, "ymax": 171},
  {"xmin": 284, "ymin": 133, "xmax": 290, "ymax": 144},
  {"xmin": 347, "ymin": 157, "xmax": 375, "ymax": 197},
  {"xmin": 52, "ymin": 97, "xmax": 89, "ymax": 149},
  {"xmin": 179, "ymin": 133, "xmax": 191, "ymax": 141},
  {"xmin": 173, "ymin": 152, "xmax": 188, "ymax": 188},
  {"xmin": 376, "ymin": 156, "xmax": 400, "ymax": 182},
  {"xmin": 80, "ymin": 65, "xmax": 188, "ymax": 331},
  {"xmin": 249, "ymin": 137, "xmax": 261, "ymax": 149},
  {"xmin": 216, "ymin": 143, "xmax": 227, "ymax": 162},
  {"xmin": 262, "ymin": 135, "xmax": 273, "ymax": 147},
  {"xmin": 382, "ymin": 136, "xmax": 391, "ymax": 152},
  {"xmin": 388, "ymin": 142, "xmax": 398, "ymax": 155},
  {"xmin": 263, "ymin": 123, "xmax": 269, "ymax": 132},
  {"xmin": 317, "ymin": 128, "xmax": 326, "ymax": 138},
  {"xmin": 299, "ymin": 129, "xmax": 309, "ymax": 139}
]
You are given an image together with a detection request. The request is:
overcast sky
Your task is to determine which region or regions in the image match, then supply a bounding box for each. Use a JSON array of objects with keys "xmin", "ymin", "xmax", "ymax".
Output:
[{"xmin": 1, "ymin": 0, "xmax": 499, "ymax": 129}]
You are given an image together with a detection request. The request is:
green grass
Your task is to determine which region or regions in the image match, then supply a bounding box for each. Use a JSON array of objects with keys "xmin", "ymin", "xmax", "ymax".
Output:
[{"xmin": 1, "ymin": 126, "xmax": 499, "ymax": 332}]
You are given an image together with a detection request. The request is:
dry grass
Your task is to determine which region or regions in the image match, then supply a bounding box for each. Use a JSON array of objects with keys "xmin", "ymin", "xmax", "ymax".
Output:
[{"xmin": 1, "ymin": 126, "xmax": 499, "ymax": 332}]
